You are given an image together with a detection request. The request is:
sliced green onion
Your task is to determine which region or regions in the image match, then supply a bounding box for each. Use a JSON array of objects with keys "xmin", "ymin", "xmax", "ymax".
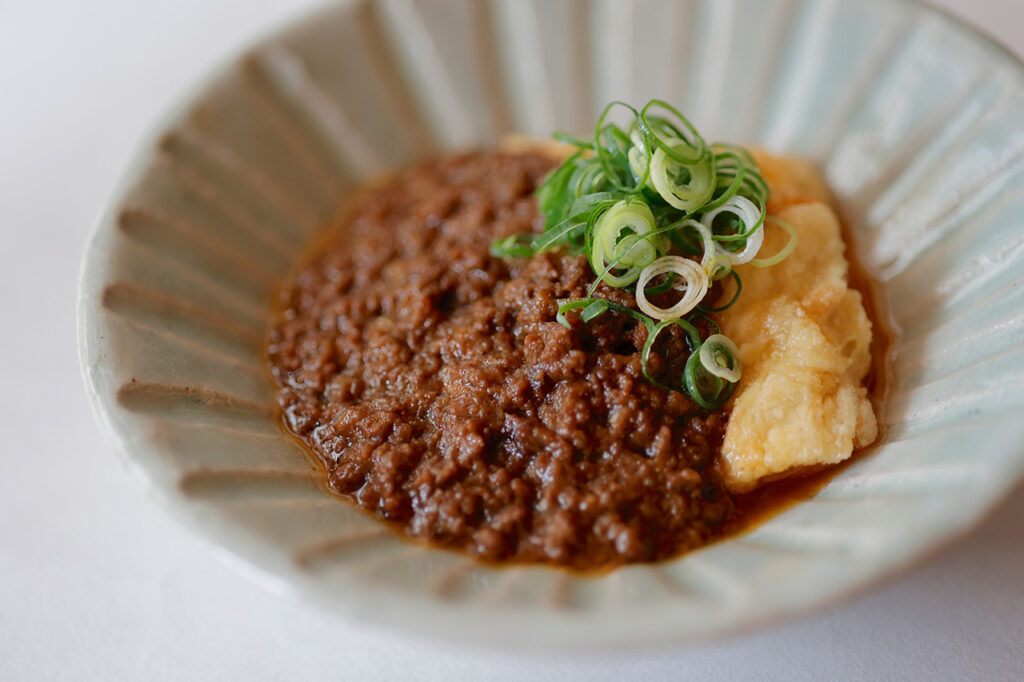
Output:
[
  {"xmin": 555, "ymin": 299, "xmax": 591, "ymax": 328},
  {"xmin": 588, "ymin": 252, "xmax": 642, "ymax": 288},
  {"xmin": 615, "ymin": 232, "xmax": 659, "ymax": 267},
  {"xmin": 596, "ymin": 200, "xmax": 658, "ymax": 267},
  {"xmin": 626, "ymin": 125, "xmax": 654, "ymax": 189},
  {"xmin": 750, "ymin": 216, "xmax": 798, "ymax": 268},
  {"xmin": 650, "ymin": 145, "xmax": 715, "ymax": 211},
  {"xmin": 641, "ymin": 318, "xmax": 702, "ymax": 388},
  {"xmin": 698, "ymin": 334, "xmax": 741, "ymax": 383},
  {"xmin": 678, "ymin": 218, "xmax": 726, "ymax": 277},
  {"xmin": 556, "ymin": 297, "xmax": 655, "ymax": 329},
  {"xmin": 490, "ymin": 98, "xmax": 797, "ymax": 406},
  {"xmin": 594, "ymin": 101, "xmax": 646, "ymax": 193},
  {"xmin": 702, "ymin": 195, "xmax": 765, "ymax": 265},
  {"xmin": 531, "ymin": 217, "xmax": 587, "ymax": 253},
  {"xmin": 581, "ymin": 299, "xmax": 609, "ymax": 322},
  {"xmin": 684, "ymin": 351, "xmax": 726, "ymax": 409},
  {"xmin": 589, "ymin": 199, "xmax": 662, "ymax": 287},
  {"xmin": 635, "ymin": 255, "xmax": 709, "ymax": 321},
  {"xmin": 639, "ymin": 99, "xmax": 707, "ymax": 163},
  {"xmin": 704, "ymin": 253, "xmax": 733, "ymax": 280},
  {"xmin": 706, "ymin": 146, "xmax": 768, "ymax": 212}
]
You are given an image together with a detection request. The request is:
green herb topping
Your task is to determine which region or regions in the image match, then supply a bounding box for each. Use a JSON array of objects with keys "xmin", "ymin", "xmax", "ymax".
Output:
[{"xmin": 491, "ymin": 99, "xmax": 797, "ymax": 409}]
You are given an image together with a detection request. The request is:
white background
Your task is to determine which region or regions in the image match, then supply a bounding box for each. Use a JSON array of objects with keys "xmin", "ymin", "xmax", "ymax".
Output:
[{"xmin": 2, "ymin": 1, "xmax": 1023, "ymax": 680}]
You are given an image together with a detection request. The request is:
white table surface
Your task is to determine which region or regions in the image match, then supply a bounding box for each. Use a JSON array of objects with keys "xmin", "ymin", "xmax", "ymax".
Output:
[{"xmin": 2, "ymin": 1, "xmax": 1023, "ymax": 679}]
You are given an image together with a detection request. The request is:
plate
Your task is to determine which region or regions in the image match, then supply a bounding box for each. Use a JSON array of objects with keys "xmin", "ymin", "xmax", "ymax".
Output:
[{"xmin": 78, "ymin": 0, "xmax": 1024, "ymax": 646}]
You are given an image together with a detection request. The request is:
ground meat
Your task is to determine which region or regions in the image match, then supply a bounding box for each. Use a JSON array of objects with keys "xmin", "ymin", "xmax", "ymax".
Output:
[{"xmin": 267, "ymin": 151, "xmax": 736, "ymax": 570}]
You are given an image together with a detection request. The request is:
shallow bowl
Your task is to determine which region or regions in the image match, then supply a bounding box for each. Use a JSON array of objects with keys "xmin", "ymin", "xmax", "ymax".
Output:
[{"xmin": 79, "ymin": 0, "xmax": 1024, "ymax": 646}]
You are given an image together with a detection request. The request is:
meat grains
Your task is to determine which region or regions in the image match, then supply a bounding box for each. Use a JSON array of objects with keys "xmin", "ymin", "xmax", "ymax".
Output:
[{"xmin": 268, "ymin": 152, "xmax": 734, "ymax": 569}]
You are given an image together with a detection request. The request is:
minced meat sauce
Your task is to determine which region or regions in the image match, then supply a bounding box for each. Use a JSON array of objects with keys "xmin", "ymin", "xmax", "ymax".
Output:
[{"xmin": 267, "ymin": 151, "xmax": 736, "ymax": 570}]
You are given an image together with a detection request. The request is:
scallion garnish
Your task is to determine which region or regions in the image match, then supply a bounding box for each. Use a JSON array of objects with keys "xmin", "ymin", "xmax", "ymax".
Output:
[
  {"xmin": 494, "ymin": 99, "xmax": 796, "ymax": 409},
  {"xmin": 699, "ymin": 334, "xmax": 742, "ymax": 383}
]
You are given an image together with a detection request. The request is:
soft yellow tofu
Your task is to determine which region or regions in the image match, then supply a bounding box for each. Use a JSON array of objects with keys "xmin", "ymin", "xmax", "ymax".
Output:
[{"xmin": 717, "ymin": 153, "xmax": 877, "ymax": 492}]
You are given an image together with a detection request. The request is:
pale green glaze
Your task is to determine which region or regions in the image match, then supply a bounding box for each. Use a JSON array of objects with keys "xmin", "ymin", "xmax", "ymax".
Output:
[{"xmin": 79, "ymin": 0, "xmax": 1024, "ymax": 646}]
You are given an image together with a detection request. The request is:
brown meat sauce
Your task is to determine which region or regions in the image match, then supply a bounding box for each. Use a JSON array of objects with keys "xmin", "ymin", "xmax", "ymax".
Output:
[{"xmin": 267, "ymin": 151, "xmax": 737, "ymax": 570}]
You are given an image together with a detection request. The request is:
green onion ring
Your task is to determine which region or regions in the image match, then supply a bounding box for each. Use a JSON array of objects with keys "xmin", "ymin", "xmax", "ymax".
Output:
[
  {"xmin": 635, "ymin": 255, "xmax": 709, "ymax": 321},
  {"xmin": 684, "ymin": 351, "xmax": 726, "ymax": 409},
  {"xmin": 702, "ymin": 195, "xmax": 764, "ymax": 265},
  {"xmin": 641, "ymin": 318, "xmax": 702, "ymax": 388},
  {"xmin": 698, "ymin": 333, "xmax": 742, "ymax": 383},
  {"xmin": 650, "ymin": 145, "xmax": 715, "ymax": 211},
  {"xmin": 749, "ymin": 216, "xmax": 799, "ymax": 268}
]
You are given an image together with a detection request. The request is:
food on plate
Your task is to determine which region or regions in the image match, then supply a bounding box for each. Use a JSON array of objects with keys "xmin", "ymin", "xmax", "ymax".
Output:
[
  {"xmin": 717, "ymin": 153, "xmax": 876, "ymax": 492},
  {"xmin": 266, "ymin": 100, "xmax": 879, "ymax": 569}
]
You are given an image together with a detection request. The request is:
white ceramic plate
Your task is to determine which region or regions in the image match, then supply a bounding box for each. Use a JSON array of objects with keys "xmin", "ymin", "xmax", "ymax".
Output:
[{"xmin": 79, "ymin": 0, "xmax": 1024, "ymax": 646}]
